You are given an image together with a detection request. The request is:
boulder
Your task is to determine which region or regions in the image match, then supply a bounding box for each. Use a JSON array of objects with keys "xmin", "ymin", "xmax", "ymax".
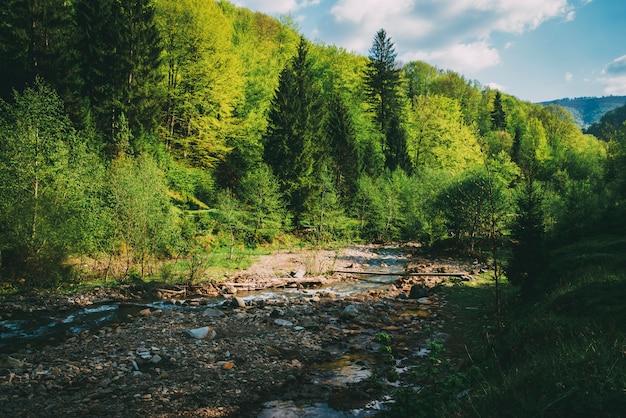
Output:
[
  {"xmin": 340, "ymin": 305, "xmax": 359, "ymax": 320},
  {"xmin": 409, "ymin": 284, "xmax": 430, "ymax": 299},
  {"xmin": 184, "ymin": 326, "xmax": 217, "ymax": 340}
]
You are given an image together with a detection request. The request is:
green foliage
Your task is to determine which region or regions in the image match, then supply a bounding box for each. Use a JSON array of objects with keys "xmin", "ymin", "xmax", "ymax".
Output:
[
  {"xmin": 303, "ymin": 165, "xmax": 351, "ymax": 243},
  {"xmin": 0, "ymin": 1, "xmax": 613, "ymax": 294},
  {"xmin": 491, "ymin": 91, "xmax": 507, "ymax": 130},
  {"xmin": 75, "ymin": 0, "xmax": 163, "ymax": 147},
  {"xmin": 407, "ymin": 94, "xmax": 482, "ymax": 174},
  {"xmin": 156, "ymin": 0, "xmax": 243, "ymax": 169},
  {"xmin": 438, "ymin": 167, "xmax": 512, "ymax": 251},
  {"xmin": 450, "ymin": 236, "xmax": 626, "ymax": 417},
  {"xmin": 544, "ymin": 96, "xmax": 626, "ymax": 130},
  {"xmin": 364, "ymin": 29, "xmax": 411, "ymax": 173},
  {"xmin": 382, "ymin": 340, "xmax": 471, "ymax": 418},
  {"xmin": 0, "ymin": 80, "xmax": 102, "ymax": 287},
  {"xmin": 263, "ymin": 37, "xmax": 322, "ymax": 227},
  {"xmin": 238, "ymin": 164, "xmax": 286, "ymax": 244},
  {"xmin": 324, "ymin": 91, "xmax": 362, "ymax": 203},
  {"xmin": 507, "ymin": 176, "xmax": 547, "ymax": 294},
  {"xmin": 107, "ymin": 152, "xmax": 176, "ymax": 277},
  {"xmin": 356, "ymin": 170, "xmax": 410, "ymax": 242}
]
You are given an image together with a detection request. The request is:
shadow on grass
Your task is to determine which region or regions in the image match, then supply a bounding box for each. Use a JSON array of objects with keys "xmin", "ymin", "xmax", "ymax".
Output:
[{"xmin": 385, "ymin": 235, "xmax": 626, "ymax": 417}]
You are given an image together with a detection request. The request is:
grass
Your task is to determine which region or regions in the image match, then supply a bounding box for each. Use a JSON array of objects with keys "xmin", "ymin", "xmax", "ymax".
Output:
[{"xmin": 384, "ymin": 235, "xmax": 626, "ymax": 417}]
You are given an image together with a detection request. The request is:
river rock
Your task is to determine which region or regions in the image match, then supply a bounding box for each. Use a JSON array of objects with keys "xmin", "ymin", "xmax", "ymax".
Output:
[
  {"xmin": 340, "ymin": 305, "xmax": 359, "ymax": 320},
  {"xmin": 184, "ymin": 326, "xmax": 217, "ymax": 340},
  {"xmin": 274, "ymin": 318, "xmax": 294, "ymax": 327},
  {"xmin": 299, "ymin": 317, "xmax": 319, "ymax": 329},
  {"xmin": 409, "ymin": 284, "xmax": 430, "ymax": 299},
  {"xmin": 232, "ymin": 297, "xmax": 247, "ymax": 308},
  {"xmin": 291, "ymin": 268, "xmax": 306, "ymax": 279},
  {"xmin": 203, "ymin": 307, "xmax": 225, "ymax": 318}
]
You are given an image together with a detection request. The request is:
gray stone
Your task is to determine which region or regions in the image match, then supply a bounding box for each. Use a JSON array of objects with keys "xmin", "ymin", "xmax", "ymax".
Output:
[
  {"xmin": 232, "ymin": 297, "xmax": 247, "ymax": 308},
  {"xmin": 185, "ymin": 326, "xmax": 217, "ymax": 340},
  {"xmin": 203, "ymin": 308, "xmax": 225, "ymax": 318},
  {"xmin": 299, "ymin": 317, "xmax": 319, "ymax": 329},
  {"xmin": 340, "ymin": 305, "xmax": 359, "ymax": 320}
]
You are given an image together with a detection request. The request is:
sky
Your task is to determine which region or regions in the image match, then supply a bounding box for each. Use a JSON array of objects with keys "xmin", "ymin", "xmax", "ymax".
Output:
[{"xmin": 232, "ymin": 0, "xmax": 626, "ymax": 103}]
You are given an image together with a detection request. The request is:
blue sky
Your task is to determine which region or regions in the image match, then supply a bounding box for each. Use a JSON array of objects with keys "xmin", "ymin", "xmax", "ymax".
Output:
[{"xmin": 232, "ymin": 0, "xmax": 626, "ymax": 102}]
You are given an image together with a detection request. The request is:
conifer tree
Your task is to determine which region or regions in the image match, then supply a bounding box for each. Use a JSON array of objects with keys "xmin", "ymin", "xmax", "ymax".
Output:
[
  {"xmin": 507, "ymin": 176, "xmax": 546, "ymax": 295},
  {"xmin": 75, "ymin": 0, "xmax": 162, "ymax": 151},
  {"xmin": 0, "ymin": 0, "xmax": 80, "ymax": 114},
  {"xmin": 263, "ymin": 36, "xmax": 322, "ymax": 228},
  {"xmin": 364, "ymin": 29, "xmax": 410, "ymax": 173},
  {"xmin": 325, "ymin": 92, "xmax": 362, "ymax": 203},
  {"xmin": 491, "ymin": 91, "xmax": 507, "ymax": 131}
]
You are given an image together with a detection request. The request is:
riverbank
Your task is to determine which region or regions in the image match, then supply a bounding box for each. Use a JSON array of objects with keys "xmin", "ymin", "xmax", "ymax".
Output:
[{"xmin": 0, "ymin": 244, "xmax": 484, "ymax": 417}]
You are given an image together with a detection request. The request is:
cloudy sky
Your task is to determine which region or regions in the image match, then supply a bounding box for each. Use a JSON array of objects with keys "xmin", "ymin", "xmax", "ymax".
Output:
[{"xmin": 232, "ymin": 0, "xmax": 626, "ymax": 102}]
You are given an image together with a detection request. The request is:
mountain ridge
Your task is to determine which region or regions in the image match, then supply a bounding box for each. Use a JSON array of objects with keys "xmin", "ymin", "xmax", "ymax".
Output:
[{"xmin": 539, "ymin": 95, "xmax": 626, "ymax": 130}]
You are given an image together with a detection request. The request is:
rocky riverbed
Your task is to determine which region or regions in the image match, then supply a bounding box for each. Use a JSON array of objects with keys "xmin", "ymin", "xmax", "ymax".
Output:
[{"xmin": 0, "ymin": 245, "xmax": 483, "ymax": 417}]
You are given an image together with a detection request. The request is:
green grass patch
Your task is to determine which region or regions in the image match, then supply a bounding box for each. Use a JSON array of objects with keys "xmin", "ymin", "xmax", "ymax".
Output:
[{"xmin": 385, "ymin": 234, "xmax": 626, "ymax": 417}]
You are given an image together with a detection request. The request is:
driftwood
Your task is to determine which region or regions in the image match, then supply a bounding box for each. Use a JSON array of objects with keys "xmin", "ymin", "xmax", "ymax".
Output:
[
  {"xmin": 333, "ymin": 270, "xmax": 469, "ymax": 277},
  {"xmin": 220, "ymin": 277, "xmax": 329, "ymax": 291},
  {"xmin": 157, "ymin": 288, "xmax": 187, "ymax": 296}
]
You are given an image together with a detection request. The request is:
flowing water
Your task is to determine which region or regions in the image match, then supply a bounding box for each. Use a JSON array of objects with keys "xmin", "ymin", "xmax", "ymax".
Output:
[{"xmin": 0, "ymin": 245, "xmax": 411, "ymax": 416}]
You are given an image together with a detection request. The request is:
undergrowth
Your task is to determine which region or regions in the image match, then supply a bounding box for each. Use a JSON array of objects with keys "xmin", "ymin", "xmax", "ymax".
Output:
[{"xmin": 384, "ymin": 234, "xmax": 626, "ymax": 417}]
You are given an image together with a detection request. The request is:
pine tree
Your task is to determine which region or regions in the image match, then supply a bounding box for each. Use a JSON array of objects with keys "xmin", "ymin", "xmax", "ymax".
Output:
[
  {"xmin": 491, "ymin": 91, "xmax": 507, "ymax": 131},
  {"xmin": 0, "ymin": 0, "xmax": 80, "ymax": 112},
  {"xmin": 364, "ymin": 29, "xmax": 410, "ymax": 173},
  {"xmin": 325, "ymin": 92, "xmax": 362, "ymax": 203},
  {"xmin": 75, "ymin": 0, "xmax": 162, "ymax": 151},
  {"xmin": 507, "ymin": 176, "xmax": 546, "ymax": 295},
  {"xmin": 263, "ymin": 36, "xmax": 322, "ymax": 228},
  {"xmin": 385, "ymin": 113, "xmax": 412, "ymax": 174}
]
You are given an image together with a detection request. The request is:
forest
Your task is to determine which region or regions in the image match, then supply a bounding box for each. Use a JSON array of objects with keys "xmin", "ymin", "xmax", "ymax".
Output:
[
  {"xmin": 1, "ymin": 0, "xmax": 619, "ymax": 291},
  {"xmin": 2, "ymin": 1, "xmax": 626, "ymax": 416}
]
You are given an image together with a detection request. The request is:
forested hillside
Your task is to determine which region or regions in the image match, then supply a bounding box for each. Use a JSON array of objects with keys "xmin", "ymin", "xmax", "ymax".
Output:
[
  {"xmin": 0, "ymin": 0, "xmax": 620, "ymax": 295},
  {"xmin": 540, "ymin": 96, "xmax": 626, "ymax": 129}
]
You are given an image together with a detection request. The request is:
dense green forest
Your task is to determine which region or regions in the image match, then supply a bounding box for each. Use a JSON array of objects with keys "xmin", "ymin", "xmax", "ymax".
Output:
[
  {"xmin": 0, "ymin": 0, "xmax": 620, "ymax": 294},
  {"xmin": 2, "ymin": 1, "xmax": 626, "ymax": 416}
]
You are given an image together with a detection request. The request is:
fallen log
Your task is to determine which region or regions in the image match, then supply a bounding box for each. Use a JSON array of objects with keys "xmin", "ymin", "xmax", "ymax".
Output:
[
  {"xmin": 333, "ymin": 270, "xmax": 469, "ymax": 277},
  {"xmin": 157, "ymin": 288, "xmax": 187, "ymax": 296}
]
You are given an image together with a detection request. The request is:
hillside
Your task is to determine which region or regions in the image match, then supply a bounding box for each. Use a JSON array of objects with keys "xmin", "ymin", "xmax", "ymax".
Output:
[{"xmin": 539, "ymin": 96, "xmax": 626, "ymax": 129}]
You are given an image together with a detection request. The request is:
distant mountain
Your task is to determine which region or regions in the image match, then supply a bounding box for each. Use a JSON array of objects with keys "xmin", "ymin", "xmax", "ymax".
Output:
[{"xmin": 539, "ymin": 96, "xmax": 626, "ymax": 130}]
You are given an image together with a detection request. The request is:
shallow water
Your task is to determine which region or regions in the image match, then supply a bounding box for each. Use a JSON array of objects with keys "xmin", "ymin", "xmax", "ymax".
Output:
[{"xmin": 0, "ymin": 303, "xmax": 145, "ymax": 352}]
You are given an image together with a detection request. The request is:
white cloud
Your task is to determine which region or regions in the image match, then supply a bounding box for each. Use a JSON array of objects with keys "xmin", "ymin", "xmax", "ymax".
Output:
[
  {"xmin": 599, "ymin": 76, "xmax": 626, "ymax": 96},
  {"xmin": 237, "ymin": 0, "xmax": 577, "ymax": 76},
  {"xmin": 401, "ymin": 41, "xmax": 501, "ymax": 74},
  {"xmin": 597, "ymin": 56, "xmax": 626, "ymax": 96},
  {"xmin": 324, "ymin": 0, "xmax": 570, "ymax": 73},
  {"xmin": 565, "ymin": 72, "xmax": 573, "ymax": 82},
  {"xmin": 486, "ymin": 82, "xmax": 508, "ymax": 92},
  {"xmin": 605, "ymin": 55, "xmax": 626, "ymax": 75}
]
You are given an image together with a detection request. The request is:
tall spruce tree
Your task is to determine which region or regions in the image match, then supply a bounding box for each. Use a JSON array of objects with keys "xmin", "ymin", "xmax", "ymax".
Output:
[
  {"xmin": 75, "ymin": 0, "xmax": 162, "ymax": 151},
  {"xmin": 491, "ymin": 91, "xmax": 507, "ymax": 131},
  {"xmin": 263, "ymin": 36, "xmax": 322, "ymax": 228},
  {"xmin": 364, "ymin": 29, "xmax": 410, "ymax": 173},
  {"xmin": 325, "ymin": 92, "xmax": 362, "ymax": 204},
  {"xmin": 507, "ymin": 176, "xmax": 546, "ymax": 295},
  {"xmin": 0, "ymin": 0, "xmax": 80, "ymax": 111}
]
